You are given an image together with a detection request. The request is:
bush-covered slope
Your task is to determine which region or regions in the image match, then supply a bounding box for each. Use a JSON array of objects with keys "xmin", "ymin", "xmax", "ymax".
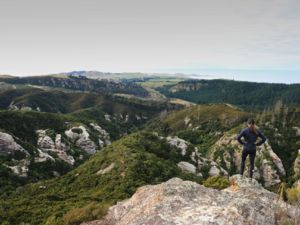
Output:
[
  {"xmin": 0, "ymin": 132, "xmax": 201, "ymax": 225},
  {"xmin": 0, "ymin": 110, "xmax": 108, "ymax": 192},
  {"xmin": 0, "ymin": 87, "xmax": 178, "ymax": 115},
  {"xmin": 258, "ymin": 106, "xmax": 300, "ymax": 183},
  {"xmin": 157, "ymin": 79, "xmax": 300, "ymax": 110},
  {"xmin": 0, "ymin": 88, "xmax": 105, "ymax": 113},
  {"xmin": 146, "ymin": 104, "xmax": 251, "ymax": 154},
  {"xmin": 147, "ymin": 103, "xmax": 300, "ymax": 186},
  {"xmin": 0, "ymin": 99, "xmax": 167, "ymax": 193}
]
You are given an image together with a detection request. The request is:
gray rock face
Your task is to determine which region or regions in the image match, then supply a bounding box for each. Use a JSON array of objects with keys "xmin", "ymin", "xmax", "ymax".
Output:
[
  {"xmin": 0, "ymin": 132, "xmax": 30, "ymax": 176},
  {"xmin": 34, "ymin": 149, "xmax": 55, "ymax": 163},
  {"xmin": 166, "ymin": 136, "xmax": 228, "ymax": 178},
  {"xmin": 177, "ymin": 161, "xmax": 197, "ymax": 174},
  {"xmin": 65, "ymin": 126, "xmax": 97, "ymax": 155},
  {"xmin": 37, "ymin": 130, "xmax": 55, "ymax": 151},
  {"xmin": 36, "ymin": 130, "xmax": 75, "ymax": 165},
  {"xmin": 7, "ymin": 160, "xmax": 30, "ymax": 177},
  {"xmin": 166, "ymin": 136, "xmax": 188, "ymax": 156},
  {"xmin": 228, "ymin": 174, "xmax": 262, "ymax": 189},
  {"xmin": 83, "ymin": 177, "xmax": 297, "ymax": 225},
  {"xmin": 294, "ymin": 149, "xmax": 300, "ymax": 176},
  {"xmin": 0, "ymin": 132, "xmax": 28, "ymax": 155},
  {"xmin": 89, "ymin": 123, "xmax": 111, "ymax": 147},
  {"xmin": 208, "ymin": 165, "xmax": 221, "ymax": 176}
]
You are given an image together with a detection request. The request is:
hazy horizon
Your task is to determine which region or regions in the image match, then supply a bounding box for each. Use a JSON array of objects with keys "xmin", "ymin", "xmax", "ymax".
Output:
[
  {"xmin": 0, "ymin": 0, "xmax": 299, "ymax": 84},
  {"xmin": 1, "ymin": 69, "xmax": 299, "ymax": 84}
]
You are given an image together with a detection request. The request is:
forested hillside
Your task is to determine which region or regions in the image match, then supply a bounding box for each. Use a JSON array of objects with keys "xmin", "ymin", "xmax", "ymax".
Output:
[
  {"xmin": 0, "ymin": 76, "xmax": 300, "ymax": 225},
  {"xmin": 0, "ymin": 87, "xmax": 178, "ymax": 193},
  {"xmin": 157, "ymin": 79, "xmax": 300, "ymax": 110}
]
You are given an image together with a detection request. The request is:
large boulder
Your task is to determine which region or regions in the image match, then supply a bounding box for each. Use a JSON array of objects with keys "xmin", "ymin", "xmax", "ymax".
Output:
[
  {"xmin": 177, "ymin": 161, "xmax": 197, "ymax": 174},
  {"xmin": 83, "ymin": 177, "xmax": 297, "ymax": 225}
]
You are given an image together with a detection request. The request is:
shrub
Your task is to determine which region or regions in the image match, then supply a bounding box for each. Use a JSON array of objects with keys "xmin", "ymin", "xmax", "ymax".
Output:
[
  {"xmin": 287, "ymin": 187, "xmax": 300, "ymax": 205},
  {"xmin": 63, "ymin": 202, "xmax": 110, "ymax": 225},
  {"xmin": 277, "ymin": 182, "xmax": 288, "ymax": 201},
  {"xmin": 71, "ymin": 128, "xmax": 83, "ymax": 134},
  {"xmin": 203, "ymin": 176, "xmax": 230, "ymax": 190}
]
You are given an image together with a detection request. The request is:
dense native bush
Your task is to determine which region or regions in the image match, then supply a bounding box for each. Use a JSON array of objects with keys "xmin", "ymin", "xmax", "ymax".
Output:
[{"xmin": 203, "ymin": 176, "xmax": 230, "ymax": 190}]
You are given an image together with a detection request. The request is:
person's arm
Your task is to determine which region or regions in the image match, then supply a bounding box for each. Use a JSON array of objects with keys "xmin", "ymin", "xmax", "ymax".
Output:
[
  {"xmin": 237, "ymin": 129, "xmax": 246, "ymax": 145},
  {"xmin": 256, "ymin": 130, "xmax": 266, "ymax": 146}
]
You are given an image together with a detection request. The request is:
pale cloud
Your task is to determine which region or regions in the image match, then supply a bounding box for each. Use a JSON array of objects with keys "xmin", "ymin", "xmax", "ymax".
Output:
[{"xmin": 0, "ymin": 0, "xmax": 299, "ymax": 82}]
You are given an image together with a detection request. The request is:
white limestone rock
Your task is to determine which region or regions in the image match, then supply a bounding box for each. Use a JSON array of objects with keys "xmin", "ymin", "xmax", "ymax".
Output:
[
  {"xmin": 177, "ymin": 161, "xmax": 197, "ymax": 174},
  {"xmin": 166, "ymin": 136, "xmax": 189, "ymax": 156},
  {"xmin": 37, "ymin": 130, "xmax": 75, "ymax": 165},
  {"xmin": 96, "ymin": 163, "xmax": 115, "ymax": 175},
  {"xmin": 65, "ymin": 126, "xmax": 96, "ymax": 155},
  {"xmin": 89, "ymin": 123, "xmax": 111, "ymax": 147},
  {"xmin": 0, "ymin": 131, "xmax": 29, "ymax": 155},
  {"xmin": 294, "ymin": 149, "xmax": 300, "ymax": 176}
]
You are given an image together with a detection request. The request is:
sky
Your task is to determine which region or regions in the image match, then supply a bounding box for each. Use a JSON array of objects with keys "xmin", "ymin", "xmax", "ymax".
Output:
[{"xmin": 0, "ymin": 0, "xmax": 299, "ymax": 83}]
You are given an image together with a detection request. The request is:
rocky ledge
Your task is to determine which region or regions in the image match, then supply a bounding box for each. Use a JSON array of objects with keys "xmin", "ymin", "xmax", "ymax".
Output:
[{"xmin": 83, "ymin": 175, "xmax": 298, "ymax": 225}]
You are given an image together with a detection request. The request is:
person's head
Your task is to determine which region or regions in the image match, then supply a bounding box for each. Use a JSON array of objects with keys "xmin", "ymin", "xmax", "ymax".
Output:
[{"xmin": 247, "ymin": 118, "xmax": 257, "ymax": 133}]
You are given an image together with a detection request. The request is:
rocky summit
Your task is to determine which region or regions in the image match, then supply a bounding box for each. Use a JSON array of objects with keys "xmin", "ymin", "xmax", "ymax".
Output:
[{"xmin": 83, "ymin": 175, "xmax": 298, "ymax": 225}]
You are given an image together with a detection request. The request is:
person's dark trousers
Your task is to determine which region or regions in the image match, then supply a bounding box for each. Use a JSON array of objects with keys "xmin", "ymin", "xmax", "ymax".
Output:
[{"xmin": 240, "ymin": 148, "xmax": 256, "ymax": 178}]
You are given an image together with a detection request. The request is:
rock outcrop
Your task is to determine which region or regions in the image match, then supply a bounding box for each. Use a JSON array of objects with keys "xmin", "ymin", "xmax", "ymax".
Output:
[
  {"xmin": 0, "ymin": 132, "xmax": 31, "ymax": 176},
  {"xmin": 177, "ymin": 161, "xmax": 197, "ymax": 174},
  {"xmin": 89, "ymin": 123, "xmax": 111, "ymax": 147},
  {"xmin": 0, "ymin": 131, "xmax": 28, "ymax": 155},
  {"xmin": 209, "ymin": 132, "xmax": 286, "ymax": 187},
  {"xmin": 37, "ymin": 130, "xmax": 75, "ymax": 165},
  {"xmin": 83, "ymin": 176, "xmax": 297, "ymax": 225},
  {"xmin": 294, "ymin": 149, "xmax": 300, "ymax": 176},
  {"xmin": 165, "ymin": 136, "xmax": 228, "ymax": 177},
  {"xmin": 166, "ymin": 136, "xmax": 228, "ymax": 178},
  {"xmin": 65, "ymin": 126, "xmax": 97, "ymax": 155},
  {"xmin": 7, "ymin": 160, "xmax": 30, "ymax": 177},
  {"xmin": 166, "ymin": 136, "xmax": 188, "ymax": 155}
]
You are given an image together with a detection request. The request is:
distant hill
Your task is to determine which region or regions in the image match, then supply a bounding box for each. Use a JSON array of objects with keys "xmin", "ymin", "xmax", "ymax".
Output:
[
  {"xmin": 0, "ymin": 87, "xmax": 176, "ymax": 114},
  {"xmin": 156, "ymin": 79, "xmax": 300, "ymax": 110},
  {"xmin": 0, "ymin": 76, "xmax": 149, "ymax": 98}
]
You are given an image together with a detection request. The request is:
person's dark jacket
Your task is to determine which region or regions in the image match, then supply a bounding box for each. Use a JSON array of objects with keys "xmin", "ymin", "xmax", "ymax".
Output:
[{"xmin": 237, "ymin": 127, "xmax": 266, "ymax": 151}]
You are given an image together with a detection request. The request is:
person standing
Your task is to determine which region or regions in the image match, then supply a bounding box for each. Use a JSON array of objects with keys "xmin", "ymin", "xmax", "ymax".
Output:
[{"xmin": 237, "ymin": 118, "xmax": 266, "ymax": 178}]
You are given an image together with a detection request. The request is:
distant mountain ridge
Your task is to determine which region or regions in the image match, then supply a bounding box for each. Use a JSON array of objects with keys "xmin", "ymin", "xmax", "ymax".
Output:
[{"xmin": 0, "ymin": 75, "xmax": 149, "ymax": 98}]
